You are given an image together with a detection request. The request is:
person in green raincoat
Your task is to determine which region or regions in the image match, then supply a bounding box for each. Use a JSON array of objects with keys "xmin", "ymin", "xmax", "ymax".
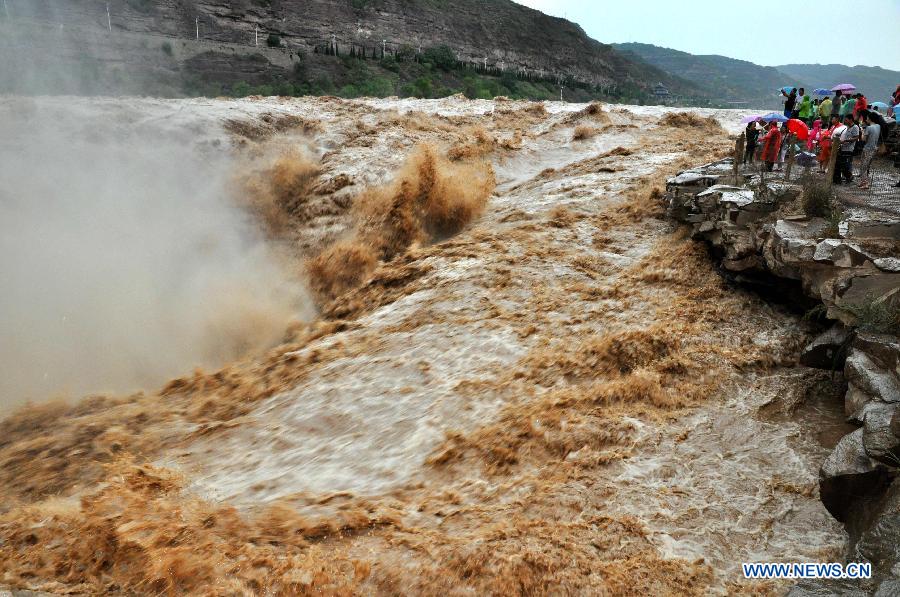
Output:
[
  {"xmin": 818, "ymin": 96, "xmax": 832, "ymax": 123},
  {"xmin": 840, "ymin": 94, "xmax": 856, "ymax": 119},
  {"xmin": 798, "ymin": 93, "xmax": 813, "ymax": 124}
]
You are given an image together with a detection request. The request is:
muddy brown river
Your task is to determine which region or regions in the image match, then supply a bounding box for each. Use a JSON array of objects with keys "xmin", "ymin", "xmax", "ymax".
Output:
[{"xmin": 0, "ymin": 95, "xmax": 847, "ymax": 595}]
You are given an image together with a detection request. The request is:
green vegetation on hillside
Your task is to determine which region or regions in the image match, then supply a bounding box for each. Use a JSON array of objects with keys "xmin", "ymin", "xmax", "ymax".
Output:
[
  {"xmin": 614, "ymin": 42, "xmax": 801, "ymax": 109},
  {"xmin": 183, "ymin": 44, "xmax": 681, "ymax": 104}
]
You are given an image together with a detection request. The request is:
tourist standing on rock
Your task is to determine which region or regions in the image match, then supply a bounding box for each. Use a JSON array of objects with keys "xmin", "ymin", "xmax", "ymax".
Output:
[
  {"xmin": 782, "ymin": 88, "xmax": 798, "ymax": 118},
  {"xmin": 807, "ymin": 119, "xmax": 823, "ymax": 151},
  {"xmin": 853, "ymin": 93, "xmax": 867, "ymax": 119},
  {"xmin": 842, "ymin": 94, "xmax": 857, "ymax": 121},
  {"xmin": 744, "ymin": 120, "xmax": 761, "ymax": 164},
  {"xmin": 834, "ymin": 114, "xmax": 860, "ymax": 184},
  {"xmin": 776, "ymin": 123, "xmax": 791, "ymax": 170},
  {"xmin": 863, "ymin": 109, "xmax": 897, "ymax": 145},
  {"xmin": 835, "ymin": 92, "xmax": 847, "ymax": 120},
  {"xmin": 798, "ymin": 92, "xmax": 813, "ymax": 123},
  {"xmin": 860, "ymin": 109, "xmax": 891, "ymax": 146},
  {"xmin": 819, "ymin": 95, "xmax": 833, "ymax": 123},
  {"xmin": 818, "ymin": 119, "xmax": 836, "ymax": 173},
  {"xmin": 793, "ymin": 88, "xmax": 806, "ymax": 119},
  {"xmin": 761, "ymin": 121, "xmax": 782, "ymax": 172},
  {"xmin": 858, "ymin": 112, "xmax": 880, "ymax": 190}
]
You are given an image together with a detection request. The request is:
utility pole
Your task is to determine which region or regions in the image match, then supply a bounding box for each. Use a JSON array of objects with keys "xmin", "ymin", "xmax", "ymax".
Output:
[
  {"xmin": 3, "ymin": 0, "xmax": 10, "ymax": 21},
  {"xmin": 106, "ymin": 3, "xmax": 111, "ymax": 32},
  {"xmin": 559, "ymin": 85, "xmax": 563, "ymax": 102},
  {"xmin": 255, "ymin": 24, "xmax": 258, "ymax": 47},
  {"xmin": 382, "ymin": 39, "xmax": 386, "ymax": 55},
  {"xmin": 195, "ymin": 16, "xmax": 199, "ymax": 40}
]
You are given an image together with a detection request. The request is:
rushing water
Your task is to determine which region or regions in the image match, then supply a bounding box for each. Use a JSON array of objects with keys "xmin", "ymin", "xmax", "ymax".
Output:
[{"xmin": 0, "ymin": 96, "xmax": 849, "ymax": 594}]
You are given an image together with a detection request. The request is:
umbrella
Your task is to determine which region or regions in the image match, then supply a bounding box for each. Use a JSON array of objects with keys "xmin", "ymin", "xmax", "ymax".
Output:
[
  {"xmin": 831, "ymin": 83, "xmax": 856, "ymax": 93},
  {"xmin": 759, "ymin": 112, "xmax": 789, "ymax": 123},
  {"xmin": 870, "ymin": 101, "xmax": 889, "ymax": 110},
  {"xmin": 740, "ymin": 114, "xmax": 764, "ymax": 124},
  {"xmin": 779, "ymin": 86, "xmax": 796, "ymax": 94},
  {"xmin": 813, "ymin": 88, "xmax": 831, "ymax": 96},
  {"xmin": 787, "ymin": 118, "xmax": 809, "ymax": 141}
]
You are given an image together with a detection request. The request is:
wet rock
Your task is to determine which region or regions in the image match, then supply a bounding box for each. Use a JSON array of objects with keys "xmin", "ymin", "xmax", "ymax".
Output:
[
  {"xmin": 854, "ymin": 333, "xmax": 900, "ymax": 374},
  {"xmin": 788, "ymin": 579, "xmax": 868, "ymax": 596},
  {"xmin": 723, "ymin": 254, "xmax": 764, "ymax": 272},
  {"xmin": 854, "ymin": 480, "xmax": 900, "ymax": 579},
  {"xmin": 843, "ymin": 216, "xmax": 900, "ymax": 241},
  {"xmin": 891, "ymin": 410, "xmax": 900, "ymax": 439},
  {"xmin": 838, "ymin": 274, "xmax": 900, "ymax": 308},
  {"xmin": 813, "ymin": 240, "xmax": 873, "ymax": 268},
  {"xmin": 874, "ymin": 258, "xmax": 900, "ymax": 273},
  {"xmin": 846, "ymin": 350, "xmax": 900, "ymax": 403},
  {"xmin": 861, "ymin": 403, "xmax": 900, "ymax": 463},
  {"xmin": 721, "ymin": 228, "xmax": 756, "ymax": 263},
  {"xmin": 874, "ymin": 579, "xmax": 900, "ymax": 597},
  {"xmin": 668, "ymin": 171, "xmax": 717, "ymax": 187},
  {"xmin": 848, "ymin": 385, "xmax": 877, "ymax": 420},
  {"xmin": 764, "ymin": 218, "xmax": 827, "ymax": 280},
  {"xmin": 800, "ymin": 323, "xmax": 851, "ymax": 370},
  {"xmin": 820, "ymin": 429, "xmax": 892, "ymax": 522},
  {"xmin": 696, "ymin": 184, "xmax": 754, "ymax": 206}
]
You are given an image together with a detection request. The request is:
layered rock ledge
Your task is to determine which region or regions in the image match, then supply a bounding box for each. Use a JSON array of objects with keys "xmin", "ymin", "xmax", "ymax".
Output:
[{"xmin": 666, "ymin": 160, "xmax": 900, "ymax": 594}]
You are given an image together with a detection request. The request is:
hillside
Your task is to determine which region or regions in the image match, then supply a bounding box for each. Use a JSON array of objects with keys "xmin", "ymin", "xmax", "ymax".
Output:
[
  {"xmin": 775, "ymin": 63, "xmax": 900, "ymax": 102},
  {"xmin": 0, "ymin": 0, "xmax": 706, "ymax": 103},
  {"xmin": 614, "ymin": 42, "xmax": 800, "ymax": 109}
]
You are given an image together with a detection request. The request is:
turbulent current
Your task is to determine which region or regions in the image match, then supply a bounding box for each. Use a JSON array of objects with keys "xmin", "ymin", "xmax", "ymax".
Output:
[{"xmin": 0, "ymin": 95, "xmax": 846, "ymax": 595}]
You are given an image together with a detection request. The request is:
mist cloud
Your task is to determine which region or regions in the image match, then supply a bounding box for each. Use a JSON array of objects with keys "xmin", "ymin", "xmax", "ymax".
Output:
[{"xmin": 0, "ymin": 97, "xmax": 311, "ymax": 410}]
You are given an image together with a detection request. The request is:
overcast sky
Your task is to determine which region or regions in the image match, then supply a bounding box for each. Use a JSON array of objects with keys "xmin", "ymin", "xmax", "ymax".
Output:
[{"xmin": 515, "ymin": 0, "xmax": 900, "ymax": 71}]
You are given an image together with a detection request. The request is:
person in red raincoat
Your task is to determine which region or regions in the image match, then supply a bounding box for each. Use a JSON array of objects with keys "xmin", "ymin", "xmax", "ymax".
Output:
[
  {"xmin": 817, "ymin": 116, "xmax": 840, "ymax": 173},
  {"xmin": 760, "ymin": 121, "xmax": 782, "ymax": 171},
  {"xmin": 854, "ymin": 93, "xmax": 867, "ymax": 119}
]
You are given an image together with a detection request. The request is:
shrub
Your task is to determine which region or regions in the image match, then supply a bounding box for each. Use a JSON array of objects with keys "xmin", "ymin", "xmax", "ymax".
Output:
[
  {"xmin": 422, "ymin": 46, "xmax": 456, "ymax": 71},
  {"xmin": 266, "ymin": 33, "xmax": 281, "ymax": 48},
  {"xmin": 231, "ymin": 81, "xmax": 251, "ymax": 97},
  {"xmin": 823, "ymin": 205, "xmax": 843, "ymax": 238},
  {"xmin": 395, "ymin": 44, "xmax": 417, "ymax": 62},
  {"xmin": 160, "ymin": 41, "xmax": 173, "ymax": 56},
  {"xmin": 801, "ymin": 177, "xmax": 833, "ymax": 218},
  {"xmin": 843, "ymin": 294, "xmax": 900, "ymax": 334}
]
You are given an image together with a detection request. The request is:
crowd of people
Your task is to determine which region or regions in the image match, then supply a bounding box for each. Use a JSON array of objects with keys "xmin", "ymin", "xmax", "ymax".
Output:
[{"xmin": 742, "ymin": 85, "xmax": 900, "ymax": 189}]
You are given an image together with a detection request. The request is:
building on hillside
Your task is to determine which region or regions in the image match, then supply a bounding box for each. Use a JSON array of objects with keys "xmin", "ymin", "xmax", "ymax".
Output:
[{"xmin": 653, "ymin": 83, "xmax": 671, "ymax": 99}]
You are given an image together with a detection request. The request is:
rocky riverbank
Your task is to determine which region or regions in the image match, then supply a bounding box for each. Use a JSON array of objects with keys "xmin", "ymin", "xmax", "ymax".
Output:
[{"xmin": 666, "ymin": 160, "xmax": 900, "ymax": 594}]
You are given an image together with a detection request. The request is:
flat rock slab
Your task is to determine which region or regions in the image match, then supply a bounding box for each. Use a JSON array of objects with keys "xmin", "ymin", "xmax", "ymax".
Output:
[{"xmin": 697, "ymin": 185, "xmax": 756, "ymax": 207}]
